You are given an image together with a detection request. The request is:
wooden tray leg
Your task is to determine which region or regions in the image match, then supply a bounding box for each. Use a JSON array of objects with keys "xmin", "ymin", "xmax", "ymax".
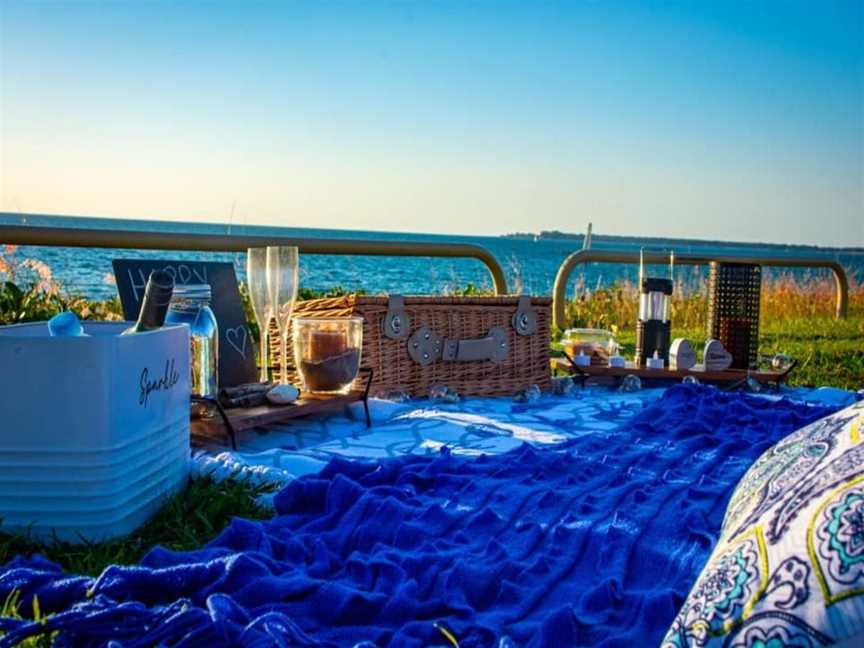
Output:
[{"xmin": 192, "ymin": 396, "xmax": 238, "ymax": 450}]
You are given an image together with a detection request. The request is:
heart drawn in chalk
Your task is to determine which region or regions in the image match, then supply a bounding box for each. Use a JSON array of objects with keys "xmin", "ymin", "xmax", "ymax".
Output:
[{"xmin": 225, "ymin": 326, "xmax": 249, "ymax": 358}]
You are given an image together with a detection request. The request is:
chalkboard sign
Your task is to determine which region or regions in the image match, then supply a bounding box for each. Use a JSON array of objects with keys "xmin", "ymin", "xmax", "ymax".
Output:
[{"xmin": 112, "ymin": 259, "xmax": 257, "ymax": 388}]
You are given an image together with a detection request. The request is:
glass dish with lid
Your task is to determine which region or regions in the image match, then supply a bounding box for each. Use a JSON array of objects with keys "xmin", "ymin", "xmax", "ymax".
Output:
[{"xmin": 562, "ymin": 328, "xmax": 618, "ymax": 366}]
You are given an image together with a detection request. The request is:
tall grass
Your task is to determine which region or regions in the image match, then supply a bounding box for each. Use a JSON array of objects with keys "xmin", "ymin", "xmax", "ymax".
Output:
[{"xmin": 563, "ymin": 273, "xmax": 863, "ymax": 333}]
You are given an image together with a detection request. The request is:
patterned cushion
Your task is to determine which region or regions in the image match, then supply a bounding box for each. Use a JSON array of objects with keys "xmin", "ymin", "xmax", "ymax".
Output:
[{"xmin": 662, "ymin": 400, "xmax": 864, "ymax": 647}]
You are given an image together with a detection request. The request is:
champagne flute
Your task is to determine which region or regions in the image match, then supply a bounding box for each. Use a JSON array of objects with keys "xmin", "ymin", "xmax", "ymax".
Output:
[
  {"xmin": 266, "ymin": 246, "xmax": 299, "ymax": 385},
  {"xmin": 246, "ymin": 247, "xmax": 273, "ymax": 382}
]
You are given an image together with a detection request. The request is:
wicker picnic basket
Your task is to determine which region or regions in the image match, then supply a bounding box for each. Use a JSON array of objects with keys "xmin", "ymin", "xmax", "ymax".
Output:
[{"xmin": 270, "ymin": 294, "xmax": 552, "ymax": 397}]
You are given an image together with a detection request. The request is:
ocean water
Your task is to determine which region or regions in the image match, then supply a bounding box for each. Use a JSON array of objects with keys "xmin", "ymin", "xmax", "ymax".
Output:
[{"xmin": 1, "ymin": 213, "xmax": 861, "ymax": 300}]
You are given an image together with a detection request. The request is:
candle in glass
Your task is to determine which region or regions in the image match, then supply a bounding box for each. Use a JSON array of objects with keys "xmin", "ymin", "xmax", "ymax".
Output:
[
  {"xmin": 309, "ymin": 329, "xmax": 348, "ymax": 360},
  {"xmin": 293, "ymin": 317, "xmax": 363, "ymax": 394}
]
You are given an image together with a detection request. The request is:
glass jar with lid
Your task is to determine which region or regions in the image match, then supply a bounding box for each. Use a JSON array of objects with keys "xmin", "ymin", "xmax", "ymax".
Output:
[
  {"xmin": 561, "ymin": 328, "xmax": 618, "ymax": 366},
  {"xmin": 165, "ymin": 284, "xmax": 218, "ymax": 399}
]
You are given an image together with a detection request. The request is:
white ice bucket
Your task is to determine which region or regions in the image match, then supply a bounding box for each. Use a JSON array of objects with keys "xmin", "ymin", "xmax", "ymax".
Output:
[{"xmin": 0, "ymin": 321, "xmax": 191, "ymax": 542}]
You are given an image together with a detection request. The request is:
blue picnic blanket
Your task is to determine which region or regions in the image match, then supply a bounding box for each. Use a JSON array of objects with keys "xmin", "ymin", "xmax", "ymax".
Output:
[
  {"xmin": 0, "ymin": 385, "xmax": 842, "ymax": 647},
  {"xmin": 191, "ymin": 386, "xmax": 664, "ymax": 490}
]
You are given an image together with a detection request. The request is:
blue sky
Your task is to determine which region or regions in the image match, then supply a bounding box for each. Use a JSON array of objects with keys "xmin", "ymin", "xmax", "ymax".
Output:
[{"xmin": 1, "ymin": 0, "xmax": 861, "ymax": 246}]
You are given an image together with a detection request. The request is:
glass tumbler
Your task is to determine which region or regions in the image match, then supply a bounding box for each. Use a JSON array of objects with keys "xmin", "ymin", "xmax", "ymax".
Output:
[{"xmin": 292, "ymin": 317, "xmax": 363, "ymax": 394}]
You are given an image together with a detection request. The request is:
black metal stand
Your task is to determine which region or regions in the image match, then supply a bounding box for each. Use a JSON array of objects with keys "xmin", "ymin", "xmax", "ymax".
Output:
[
  {"xmin": 562, "ymin": 352, "xmax": 588, "ymax": 389},
  {"xmin": 721, "ymin": 357, "xmax": 799, "ymax": 393},
  {"xmin": 359, "ymin": 367, "xmax": 374, "ymax": 428}
]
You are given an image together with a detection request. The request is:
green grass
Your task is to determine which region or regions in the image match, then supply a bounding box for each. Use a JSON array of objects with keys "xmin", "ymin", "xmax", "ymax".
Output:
[
  {"xmin": 0, "ymin": 477, "xmax": 274, "ymax": 577},
  {"xmin": 0, "ymin": 477, "xmax": 273, "ymax": 643},
  {"xmin": 758, "ymin": 316, "xmax": 864, "ymax": 390},
  {"xmin": 554, "ymin": 314, "xmax": 863, "ymax": 390},
  {"xmin": 1, "ymin": 591, "xmax": 54, "ymax": 647}
]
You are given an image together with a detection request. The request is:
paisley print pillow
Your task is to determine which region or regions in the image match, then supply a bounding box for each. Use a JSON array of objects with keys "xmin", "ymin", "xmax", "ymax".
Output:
[{"xmin": 662, "ymin": 400, "xmax": 864, "ymax": 647}]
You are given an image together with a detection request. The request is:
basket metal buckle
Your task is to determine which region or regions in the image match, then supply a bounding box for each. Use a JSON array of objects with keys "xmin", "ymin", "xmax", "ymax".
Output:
[{"xmin": 408, "ymin": 326, "xmax": 443, "ymax": 366}]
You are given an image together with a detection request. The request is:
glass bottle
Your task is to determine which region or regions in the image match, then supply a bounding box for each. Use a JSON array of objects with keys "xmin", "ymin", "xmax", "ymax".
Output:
[
  {"xmin": 165, "ymin": 284, "xmax": 218, "ymax": 399},
  {"xmin": 123, "ymin": 270, "xmax": 175, "ymax": 334}
]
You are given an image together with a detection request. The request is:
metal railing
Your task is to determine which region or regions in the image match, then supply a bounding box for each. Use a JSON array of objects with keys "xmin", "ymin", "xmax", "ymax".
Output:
[
  {"xmin": 0, "ymin": 217, "xmax": 509, "ymax": 295},
  {"xmin": 2, "ymin": 216, "xmax": 851, "ymax": 322},
  {"xmin": 552, "ymin": 249, "xmax": 850, "ymax": 330}
]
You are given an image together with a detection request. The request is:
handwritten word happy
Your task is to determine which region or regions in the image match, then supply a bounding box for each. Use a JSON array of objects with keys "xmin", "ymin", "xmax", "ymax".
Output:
[{"xmin": 127, "ymin": 264, "xmax": 208, "ymax": 302}]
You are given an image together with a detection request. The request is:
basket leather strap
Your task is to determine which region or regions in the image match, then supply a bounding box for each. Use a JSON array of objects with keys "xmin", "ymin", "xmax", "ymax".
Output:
[
  {"xmin": 382, "ymin": 295, "xmax": 411, "ymax": 340},
  {"xmin": 443, "ymin": 327, "xmax": 508, "ymax": 362},
  {"xmin": 512, "ymin": 295, "xmax": 538, "ymax": 336},
  {"xmin": 409, "ymin": 326, "xmax": 507, "ymax": 366}
]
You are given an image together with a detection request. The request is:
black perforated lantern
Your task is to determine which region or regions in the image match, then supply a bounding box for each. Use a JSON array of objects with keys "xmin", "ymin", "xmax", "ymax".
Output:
[{"xmin": 636, "ymin": 276, "xmax": 673, "ymax": 367}]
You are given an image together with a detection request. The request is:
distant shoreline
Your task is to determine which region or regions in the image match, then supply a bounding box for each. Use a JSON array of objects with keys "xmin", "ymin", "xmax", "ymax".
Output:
[
  {"xmin": 502, "ymin": 230, "xmax": 864, "ymax": 253},
  {"xmin": 2, "ymin": 211, "xmax": 861, "ymax": 254}
]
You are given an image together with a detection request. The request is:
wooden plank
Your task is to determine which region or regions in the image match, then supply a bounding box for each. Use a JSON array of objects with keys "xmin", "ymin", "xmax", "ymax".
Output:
[
  {"xmin": 191, "ymin": 390, "xmax": 366, "ymax": 447},
  {"xmin": 549, "ymin": 357, "xmax": 785, "ymax": 383}
]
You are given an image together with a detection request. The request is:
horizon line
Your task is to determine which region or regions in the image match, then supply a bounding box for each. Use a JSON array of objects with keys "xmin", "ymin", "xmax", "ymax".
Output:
[{"xmin": 1, "ymin": 210, "xmax": 862, "ymax": 254}]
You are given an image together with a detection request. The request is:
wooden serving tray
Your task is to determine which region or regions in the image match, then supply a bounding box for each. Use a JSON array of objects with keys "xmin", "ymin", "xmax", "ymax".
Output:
[
  {"xmin": 550, "ymin": 357, "xmax": 793, "ymax": 387},
  {"xmin": 192, "ymin": 368, "xmax": 374, "ymax": 449},
  {"xmin": 191, "ymin": 390, "xmax": 369, "ymax": 448}
]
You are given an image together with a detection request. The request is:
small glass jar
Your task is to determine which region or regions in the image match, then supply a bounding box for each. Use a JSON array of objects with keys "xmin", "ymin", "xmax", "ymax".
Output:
[
  {"xmin": 292, "ymin": 317, "xmax": 363, "ymax": 394},
  {"xmin": 165, "ymin": 284, "xmax": 219, "ymax": 399}
]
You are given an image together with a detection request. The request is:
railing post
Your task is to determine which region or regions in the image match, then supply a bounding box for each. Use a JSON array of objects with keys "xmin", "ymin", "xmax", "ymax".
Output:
[
  {"xmin": 552, "ymin": 250, "xmax": 588, "ymax": 331},
  {"xmin": 475, "ymin": 248, "xmax": 509, "ymax": 296},
  {"xmin": 552, "ymin": 249, "xmax": 850, "ymax": 329},
  {"xmin": 828, "ymin": 262, "xmax": 849, "ymax": 319}
]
